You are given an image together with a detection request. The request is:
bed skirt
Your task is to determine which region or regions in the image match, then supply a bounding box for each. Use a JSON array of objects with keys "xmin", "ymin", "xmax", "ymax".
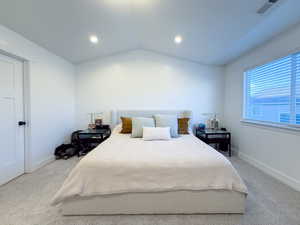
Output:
[{"xmin": 60, "ymin": 190, "xmax": 246, "ymax": 215}]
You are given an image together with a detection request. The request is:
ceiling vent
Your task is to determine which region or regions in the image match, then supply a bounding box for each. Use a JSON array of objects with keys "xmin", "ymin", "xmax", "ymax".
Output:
[{"xmin": 257, "ymin": 0, "xmax": 280, "ymax": 14}]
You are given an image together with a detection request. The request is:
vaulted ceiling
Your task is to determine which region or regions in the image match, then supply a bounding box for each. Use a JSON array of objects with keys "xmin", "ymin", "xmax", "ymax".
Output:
[{"xmin": 0, "ymin": 0, "xmax": 300, "ymax": 65}]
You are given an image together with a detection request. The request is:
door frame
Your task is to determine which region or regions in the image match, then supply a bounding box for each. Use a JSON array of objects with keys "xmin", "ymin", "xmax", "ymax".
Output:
[{"xmin": 0, "ymin": 49, "xmax": 31, "ymax": 173}]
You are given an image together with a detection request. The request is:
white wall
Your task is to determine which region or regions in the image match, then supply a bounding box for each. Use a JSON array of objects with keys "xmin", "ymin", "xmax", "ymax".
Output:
[
  {"xmin": 0, "ymin": 25, "xmax": 75, "ymax": 172},
  {"xmin": 224, "ymin": 23, "xmax": 300, "ymax": 191},
  {"xmin": 76, "ymin": 50, "xmax": 224, "ymax": 129}
]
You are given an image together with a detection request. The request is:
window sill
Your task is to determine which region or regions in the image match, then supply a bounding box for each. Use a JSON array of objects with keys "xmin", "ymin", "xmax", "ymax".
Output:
[{"xmin": 240, "ymin": 119, "xmax": 300, "ymax": 132}]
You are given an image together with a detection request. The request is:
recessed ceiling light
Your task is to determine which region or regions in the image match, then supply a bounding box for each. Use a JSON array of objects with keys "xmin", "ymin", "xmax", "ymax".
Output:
[
  {"xmin": 89, "ymin": 35, "xmax": 99, "ymax": 44},
  {"xmin": 174, "ymin": 35, "xmax": 183, "ymax": 44}
]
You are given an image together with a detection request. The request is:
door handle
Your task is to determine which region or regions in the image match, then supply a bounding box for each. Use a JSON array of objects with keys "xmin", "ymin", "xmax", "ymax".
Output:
[{"xmin": 18, "ymin": 121, "xmax": 26, "ymax": 126}]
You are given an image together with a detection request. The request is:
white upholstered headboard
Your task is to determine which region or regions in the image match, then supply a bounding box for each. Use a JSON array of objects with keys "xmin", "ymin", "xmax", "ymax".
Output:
[{"xmin": 111, "ymin": 110, "xmax": 193, "ymax": 128}]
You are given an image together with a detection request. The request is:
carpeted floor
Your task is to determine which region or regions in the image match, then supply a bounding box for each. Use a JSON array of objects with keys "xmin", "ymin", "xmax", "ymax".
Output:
[{"xmin": 0, "ymin": 156, "xmax": 300, "ymax": 225}]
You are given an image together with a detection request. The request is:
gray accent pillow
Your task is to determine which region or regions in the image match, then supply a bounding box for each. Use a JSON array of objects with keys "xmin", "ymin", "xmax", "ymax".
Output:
[
  {"xmin": 131, "ymin": 117, "xmax": 155, "ymax": 138},
  {"xmin": 154, "ymin": 114, "xmax": 179, "ymax": 137}
]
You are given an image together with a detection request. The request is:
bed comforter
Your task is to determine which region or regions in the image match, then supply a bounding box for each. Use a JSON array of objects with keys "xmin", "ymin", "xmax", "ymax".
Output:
[{"xmin": 52, "ymin": 128, "xmax": 247, "ymax": 205}]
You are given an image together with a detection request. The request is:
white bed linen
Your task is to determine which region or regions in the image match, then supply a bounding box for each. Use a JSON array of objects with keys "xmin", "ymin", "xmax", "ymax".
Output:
[{"xmin": 52, "ymin": 126, "xmax": 247, "ymax": 205}]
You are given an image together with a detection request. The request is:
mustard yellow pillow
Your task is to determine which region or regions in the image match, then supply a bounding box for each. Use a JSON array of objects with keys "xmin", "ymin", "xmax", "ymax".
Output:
[
  {"xmin": 120, "ymin": 117, "xmax": 132, "ymax": 133},
  {"xmin": 178, "ymin": 118, "xmax": 189, "ymax": 134}
]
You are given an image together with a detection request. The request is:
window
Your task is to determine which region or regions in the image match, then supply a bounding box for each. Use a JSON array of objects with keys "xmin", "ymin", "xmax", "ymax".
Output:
[
  {"xmin": 279, "ymin": 113, "xmax": 300, "ymax": 124},
  {"xmin": 244, "ymin": 51, "xmax": 300, "ymax": 126}
]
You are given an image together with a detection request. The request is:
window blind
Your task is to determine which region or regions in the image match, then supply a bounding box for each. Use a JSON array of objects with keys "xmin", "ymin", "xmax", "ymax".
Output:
[
  {"xmin": 296, "ymin": 53, "xmax": 300, "ymax": 124},
  {"xmin": 244, "ymin": 51, "xmax": 300, "ymax": 126}
]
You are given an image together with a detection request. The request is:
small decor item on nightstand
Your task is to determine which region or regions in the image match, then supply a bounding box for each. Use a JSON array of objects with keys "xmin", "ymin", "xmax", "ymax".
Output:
[
  {"xmin": 211, "ymin": 114, "xmax": 219, "ymax": 130},
  {"xmin": 88, "ymin": 113, "xmax": 96, "ymax": 129},
  {"xmin": 198, "ymin": 123, "xmax": 206, "ymax": 130},
  {"xmin": 88, "ymin": 112, "xmax": 104, "ymax": 129},
  {"xmin": 88, "ymin": 123, "xmax": 96, "ymax": 129},
  {"xmin": 94, "ymin": 112, "xmax": 104, "ymax": 129},
  {"xmin": 203, "ymin": 113, "xmax": 219, "ymax": 130}
]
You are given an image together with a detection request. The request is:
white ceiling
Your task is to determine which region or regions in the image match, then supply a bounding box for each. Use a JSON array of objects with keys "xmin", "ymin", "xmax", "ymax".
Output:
[{"xmin": 0, "ymin": 0, "xmax": 300, "ymax": 65}]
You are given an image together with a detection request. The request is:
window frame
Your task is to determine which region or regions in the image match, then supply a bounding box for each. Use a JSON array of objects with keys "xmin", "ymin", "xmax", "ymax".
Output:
[{"xmin": 242, "ymin": 50, "xmax": 300, "ymax": 131}]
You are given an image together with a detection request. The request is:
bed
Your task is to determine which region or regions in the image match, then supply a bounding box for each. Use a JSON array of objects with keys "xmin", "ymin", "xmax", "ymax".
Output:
[{"xmin": 52, "ymin": 110, "xmax": 247, "ymax": 215}]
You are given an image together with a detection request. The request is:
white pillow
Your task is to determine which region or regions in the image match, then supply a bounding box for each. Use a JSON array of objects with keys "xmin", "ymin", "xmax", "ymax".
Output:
[
  {"xmin": 143, "ymin": 127, "xmax": 171, "ymax": 141},
  {"xmin": 131, "ymin": 117, "xmax": 155, "ymax": 138},
  {"xmin": 153, "ymin": 114, "xmax": 178, "ymax": 137}
]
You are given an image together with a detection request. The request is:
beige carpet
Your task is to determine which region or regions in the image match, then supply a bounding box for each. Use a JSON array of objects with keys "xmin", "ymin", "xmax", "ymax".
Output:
[{"xmin": 0, "ymin": 156, "xmax": 300, "ymax": 225}]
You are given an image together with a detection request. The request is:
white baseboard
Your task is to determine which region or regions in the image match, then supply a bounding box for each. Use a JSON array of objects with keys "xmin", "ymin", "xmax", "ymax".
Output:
[
  {"xmin": 231, "ymin": 147, "xmax": 239, "ymax": 157},
  {"xmin": 238, "ymin": 151, "xmax": 300, "ymax": 192},
  {"xmin": 26, "ymin": 155, "xmax": 55, "ymax": 173}
]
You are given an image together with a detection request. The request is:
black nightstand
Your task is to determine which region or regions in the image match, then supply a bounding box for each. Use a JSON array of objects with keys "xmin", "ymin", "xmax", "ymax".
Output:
[
  {"xmin": 77, "ymin": 127, "xmax": 111, "ymax": 156},
  {"xmin": 196, "ymin": 128, "xmax": 231, "ymax": 157}
]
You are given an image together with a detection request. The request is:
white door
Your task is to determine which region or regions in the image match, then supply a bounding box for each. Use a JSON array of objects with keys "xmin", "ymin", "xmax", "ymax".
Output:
[{"xmin": 0, "ymin": 54, "xmax": 25, "ymax": 185}]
